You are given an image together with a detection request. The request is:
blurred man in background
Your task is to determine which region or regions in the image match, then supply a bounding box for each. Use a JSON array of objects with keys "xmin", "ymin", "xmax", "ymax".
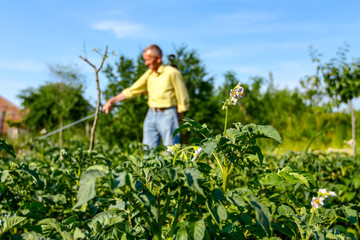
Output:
[{"xmin": 102, "ymin": 44, "xmax": 189, "ymax": 149}]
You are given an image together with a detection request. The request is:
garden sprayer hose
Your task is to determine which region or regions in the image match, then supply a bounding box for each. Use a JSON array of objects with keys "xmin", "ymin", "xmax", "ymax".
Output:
[
  {"xmin": 37, "ymin": 103, "xmax": 124, "ymax": 140},
  {"xmin": 38, "ymin": 112, "xmax": 99, "ymax": 139}
]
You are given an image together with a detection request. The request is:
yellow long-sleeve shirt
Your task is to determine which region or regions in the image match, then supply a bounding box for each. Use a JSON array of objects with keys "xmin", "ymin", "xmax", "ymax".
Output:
[{"xmin": 122, "ymin": 65, "xmax": 190, "ymax": 113}]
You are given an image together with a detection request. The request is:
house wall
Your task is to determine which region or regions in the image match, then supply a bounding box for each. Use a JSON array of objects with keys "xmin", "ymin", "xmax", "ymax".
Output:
[{"xmin": 0, "ymin": 96, "xmax": 24, "ymax": 137}]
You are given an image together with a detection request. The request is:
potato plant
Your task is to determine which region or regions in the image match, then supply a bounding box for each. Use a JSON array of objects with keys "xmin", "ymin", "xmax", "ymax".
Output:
[{"xmin": 0, "ymin": 83, "xmax": 359, "ymax": 239}]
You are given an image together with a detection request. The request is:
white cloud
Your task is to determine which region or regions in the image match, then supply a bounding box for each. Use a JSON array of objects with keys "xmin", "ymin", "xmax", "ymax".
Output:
[
  {"xmin": 0, "ymin": 59, "xmax": 46, "ymax": 72},
  {"xmin": 92, "ymin": 20, "xmax": 144, "ymax": 38}
]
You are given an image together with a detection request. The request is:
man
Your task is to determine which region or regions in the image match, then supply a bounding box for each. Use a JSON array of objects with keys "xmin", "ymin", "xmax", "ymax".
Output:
[{"xmin": 102, "ymin": 44, "xmax": 190, "ymax": 149}]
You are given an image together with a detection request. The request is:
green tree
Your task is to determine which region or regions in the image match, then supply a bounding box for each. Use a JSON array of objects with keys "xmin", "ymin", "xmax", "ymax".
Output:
[
  {"xmin": 18, "ymin": 65, "xmax": 90, "ymax": 144},
  {"xmin": 304, "ymin": 45, "xmax": 360, "ymax": 155}
]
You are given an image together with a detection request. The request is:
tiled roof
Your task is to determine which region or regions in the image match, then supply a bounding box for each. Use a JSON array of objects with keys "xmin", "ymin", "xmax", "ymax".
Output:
[{"xmin": 0, "ymin": 96, "xmax": 24, "ymax": 133}]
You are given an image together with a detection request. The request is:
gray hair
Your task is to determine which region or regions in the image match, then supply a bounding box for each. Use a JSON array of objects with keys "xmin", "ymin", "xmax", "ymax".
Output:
[{"xmin": 143, "ymin": 44, "xmax": 163, "ymax": 58}]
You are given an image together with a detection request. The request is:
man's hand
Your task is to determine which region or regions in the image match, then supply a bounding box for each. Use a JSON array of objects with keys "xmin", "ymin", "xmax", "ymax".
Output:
[
  {"xmin": 178, "ymin": 112, "xmax": 184, "ymax": 123},
  {"xmin": 102, "ymin": 100, "xmax": 114, "ymax": 114},
  {"xmin": 102, "ymin": 92, "xmax": 127, "ymax": 114}
]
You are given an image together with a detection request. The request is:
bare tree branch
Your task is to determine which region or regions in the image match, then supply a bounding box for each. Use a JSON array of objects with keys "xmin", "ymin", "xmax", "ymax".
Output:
[{"xmin": 79, "ymin": 45, "xmax": 108, "ymax": 151}]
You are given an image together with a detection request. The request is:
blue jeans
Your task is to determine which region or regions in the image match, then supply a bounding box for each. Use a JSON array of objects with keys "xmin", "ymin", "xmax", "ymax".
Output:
[{"xmin": 143, "ymin": 107, "xmax": 180, "ymax": 149}]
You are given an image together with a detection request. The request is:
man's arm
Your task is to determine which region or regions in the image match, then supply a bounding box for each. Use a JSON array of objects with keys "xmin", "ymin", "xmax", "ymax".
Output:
[
  {"xmin": 102, "ymin": 70, "xmax": 150, "ymax": 113},
  {"xmin": 102, "ymin": 91, "xmax": 127, "ymax": 113},
  {"xmin": 170, "ymin": 70, "xmax": 190, "ymax": 114}
]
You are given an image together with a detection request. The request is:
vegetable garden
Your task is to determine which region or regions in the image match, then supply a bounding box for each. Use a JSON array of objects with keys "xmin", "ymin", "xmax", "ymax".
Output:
[
  {"xmin": 1, "ymin": 46, "xmax": 360, "ymax": 239},
  {"xmin": 1, "ymin": 112, "xmax": 360, "ymax": 239}
]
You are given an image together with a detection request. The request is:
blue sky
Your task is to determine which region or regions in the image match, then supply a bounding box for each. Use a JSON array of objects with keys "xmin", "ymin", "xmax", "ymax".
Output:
[{"xmin": 1, "ymin": 0, "xmax": 360, "ymax": 109}]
